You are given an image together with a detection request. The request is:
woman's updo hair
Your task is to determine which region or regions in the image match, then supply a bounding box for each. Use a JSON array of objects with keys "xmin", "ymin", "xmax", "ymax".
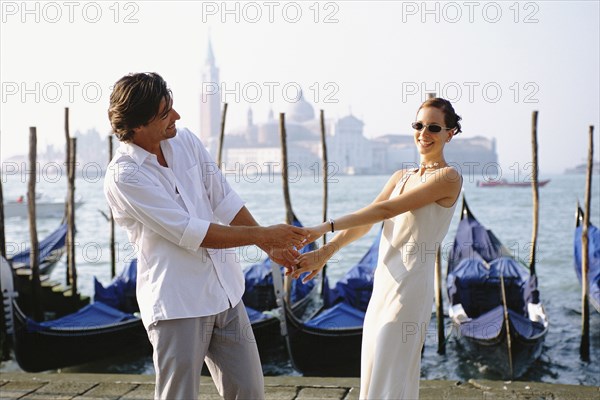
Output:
[{"xmin": 418, "ymin": 98, "xmax": 462, "ymax": 135}]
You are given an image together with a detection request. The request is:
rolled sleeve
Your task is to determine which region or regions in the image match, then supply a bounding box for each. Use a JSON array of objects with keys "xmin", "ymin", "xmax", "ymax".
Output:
[
  {"xmin": 179, "ymin": 217, "xmax": 211, "ymax": 250},
  {"xmin": 213, "ymin": 190, "xmax": 245, "ymax": 225}
]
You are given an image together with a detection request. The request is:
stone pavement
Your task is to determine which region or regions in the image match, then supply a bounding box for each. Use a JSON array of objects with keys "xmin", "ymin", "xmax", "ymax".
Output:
[{"xmin": 0, "ymin": 373, "xmax": 598, "ymax": 399}]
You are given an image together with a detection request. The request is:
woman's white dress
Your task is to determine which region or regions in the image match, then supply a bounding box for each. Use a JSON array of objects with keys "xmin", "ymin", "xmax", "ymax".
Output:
[{"xmin": 360, "ymin": 170, "xmax": 459, "ymax": 399}]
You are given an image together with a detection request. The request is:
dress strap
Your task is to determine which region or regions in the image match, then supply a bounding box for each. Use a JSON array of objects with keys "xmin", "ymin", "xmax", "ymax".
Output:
[{"xmin": 396, "ymin": 168, "xmax": 417, "ymax": 196}]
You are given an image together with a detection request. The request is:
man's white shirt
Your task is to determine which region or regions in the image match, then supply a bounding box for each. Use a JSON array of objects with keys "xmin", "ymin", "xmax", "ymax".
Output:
[{"xmin": 104, "ymin": 128, "xmax": 245, "ymax": 329}]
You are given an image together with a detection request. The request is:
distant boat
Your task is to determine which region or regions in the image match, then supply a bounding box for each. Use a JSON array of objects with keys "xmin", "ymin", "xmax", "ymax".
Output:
[
  {"xmin": 4, "ymin": 194, "xmax": 83, "ymax": 219},
  {"xmin": 476, "ymin": 179, "xmax": 550, "ymax": 188},
  {"xmin": 565, "ymin": 161, "xmax": 599, "ymax": 174}
]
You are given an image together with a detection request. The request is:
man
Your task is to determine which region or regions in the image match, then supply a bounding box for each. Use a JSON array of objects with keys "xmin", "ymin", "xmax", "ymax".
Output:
[{"xmin": 104, "ymin": 72, "xmax": 307, "ymax": 399}]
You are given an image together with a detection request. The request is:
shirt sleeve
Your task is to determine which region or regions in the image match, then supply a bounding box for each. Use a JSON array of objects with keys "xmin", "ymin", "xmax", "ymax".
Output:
[{"xmin": 104, "ymin": 160, "xmax": 210, "ymax": 251}]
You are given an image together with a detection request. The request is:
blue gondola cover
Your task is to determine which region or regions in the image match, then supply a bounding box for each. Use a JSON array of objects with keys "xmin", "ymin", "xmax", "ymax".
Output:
[
  {"xmin": 449, "ymin": 214, "xmax": 503, "ymax": 270},
  {"xmin": 94, "ymin": 259, "xmax": 138, "ymax": 313},
  {"xmin": 26, "ymin": 302, "xmax": 136, "ymax": 332},
  {"xmin": 447, "ymin": 256, "xmax": 531, "ymax": 318},
  {"xmin": 574, "ymin": 224, "xmax": 600, "ymax": 310},
  {"xmin": 305, "ymin": 302, "xmax": 366, "ymax": 329},
  {"xmin": 458, "ymin": 305, "xmax": 546, "ymax": 340},
  {"xmin": 329, "ymin": 231, "xmax": 381, "ymax": 311},
  {"xmin": 9, "ymin": 223, "xmax": 67, "ymax": 266}
]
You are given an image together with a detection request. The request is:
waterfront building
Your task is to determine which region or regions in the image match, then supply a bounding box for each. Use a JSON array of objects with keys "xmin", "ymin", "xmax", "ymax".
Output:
[{"xmin": 200, "ymin": 40, "xmax": 500, "ymax": 175}]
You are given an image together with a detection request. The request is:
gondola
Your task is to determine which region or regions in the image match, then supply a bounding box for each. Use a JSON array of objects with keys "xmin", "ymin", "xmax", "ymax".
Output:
[
  {"xmin": 281, "ymin": 230, "xmax": 381, "ymax": 377},
  {"xmin": 93, "ymin": 217, "xmax": 319, "ymax": 357},
  {"xmin": 12, "ymin": 219, "xmax": 319, "ymax": 372},
  {"xmin": 574, "ymin": 206, "xmax": 600, "ymax": 313},
  {"xmin": 93, "ymin": 217, "xmax": 320, "ymax": 355},
  {"xmin": 12, "ymin": 259, "xmax": 150, "ymax": 372},
  {"xmin": 446, "ymin": 196, "xmax": 548, "ymax": 379},
  {"xmin": 97, "ymin": 250, "xmax": 320, "ymax": 355},
  {"xmin": 8, "ymin": 223, "xmax": 68, "ymax": 276},
  {"xmin": 242, "ymin": 214, "xmax": 319, "ymax": 353}
]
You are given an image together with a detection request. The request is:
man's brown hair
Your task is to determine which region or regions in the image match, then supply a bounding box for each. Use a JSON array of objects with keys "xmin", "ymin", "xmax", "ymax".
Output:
[{"xmin": 108, "ymin": 72, "xmax": 172, "ymax": 142}]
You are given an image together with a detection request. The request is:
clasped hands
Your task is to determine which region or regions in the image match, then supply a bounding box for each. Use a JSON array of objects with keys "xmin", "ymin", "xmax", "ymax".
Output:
[{"xmin": 257, "ymin": 222, "xmax": 331, "ymax": 285}]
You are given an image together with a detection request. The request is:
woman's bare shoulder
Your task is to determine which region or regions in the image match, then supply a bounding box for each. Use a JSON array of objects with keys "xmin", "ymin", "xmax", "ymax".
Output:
[
  {"xmin": 390, "ymin": 168, "xmax": 414, "ymax": 185},
  {"xmin": 438, "ymin": 166, "xmax": 462, "ymax": 183},
  {"xmin": 377, "ymin": 169, "xmax": 413, "ymax": 198}
]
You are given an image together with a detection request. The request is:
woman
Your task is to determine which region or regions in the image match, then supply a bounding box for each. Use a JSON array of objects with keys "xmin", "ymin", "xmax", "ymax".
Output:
[{"xmin": 291, "ymin": 98, "xmax": 463, "ymax": 399}]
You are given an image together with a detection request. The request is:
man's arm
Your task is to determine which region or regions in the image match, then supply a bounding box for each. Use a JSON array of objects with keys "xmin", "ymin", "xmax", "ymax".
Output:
[
  {"xmin": 226, "ymin": 206, "xmax": 302, "ymax": 267},
  {"xmin": 105, "ymin": 162, "xmax": 306, "ymax": 258},
  {"xmin": 229, "ymin": 206, "xmax": 260, "ymax": 227},
  {"xmin": 200, "ymin": 222, "xmax": 306, "ymax": 254}
]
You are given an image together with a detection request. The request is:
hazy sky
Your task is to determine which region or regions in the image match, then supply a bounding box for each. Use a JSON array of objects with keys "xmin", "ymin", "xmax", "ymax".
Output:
[{"xmin": 1, "ymin": 1, "xmax": 599, "ymax": 173}]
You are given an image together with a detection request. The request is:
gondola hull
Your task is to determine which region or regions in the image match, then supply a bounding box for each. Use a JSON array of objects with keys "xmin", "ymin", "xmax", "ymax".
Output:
[
  {"xmin": 281, "ymin": 230, "xmax": 381, "ymax": 377},
  {"xmin": 283, "ymin": 302, "xmax": 362, "ymax": 377},
  {"xmin": 250, "ymin": 284, "xmax": 318, "ymax": 356},
  {"xmin": 458, "ymin": 332, "xmax": 545, "ymax": 379},
  {"xmin": 455, "ymin": 307, "xmax": 548, "ymax": 379},
  {"xmin": 12, "ymin": 301, "xmax": 151, "ymax": 372},
  {"xmin": 250, "ymin": 315, "xmax": 281, "ymax": 352}
]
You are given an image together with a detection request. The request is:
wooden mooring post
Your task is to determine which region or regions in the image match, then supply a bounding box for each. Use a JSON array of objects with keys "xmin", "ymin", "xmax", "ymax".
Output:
[
  {"xmin": 217, "ymin": 103, "xmax": 228, "ymax": 167},
  {"xmin": 435, "ymin": 247, "xmax": 445, "ymax": 354},
  {"xmin": 580, "ymin": 125, "xmax": 594, "ymax": 362},
  {"xmin": 64, "ymin": 107, "xmax": 71, "ymax": 284},
  {"xmin": 0, "ymin": 180, "xmax": 5, "ymax": 261},
  {"xmin": 319, "ymin": 109, "xmax": 329, "ymax": 294},
  {"xmin": 108, "ymin": 136, "xmax": 116, "ymax": 278},
  {"xmin": 279, "ymin": 113, "xmax": 294, "ymax": 226},
  {"xmin": 529, "ymin": 111, "xmax": 540, "ymax": 277},
  {"xmin": 279, "ymin": 113, "xmax": 294, "ymax": 303},
  {"xmin": 66, "ymin": 137, "xmax": 78, "ymax": 303},
  {"xmin": 0, "ymin": 175, "xmax": 10, "ymax": 360},
  {"xmin": 320, "ymin": 109, "xmax": 328, "ymax": 246},
  {"xmin": 28, "ymin": 127, "xmax": 43, "ymax": 322}
]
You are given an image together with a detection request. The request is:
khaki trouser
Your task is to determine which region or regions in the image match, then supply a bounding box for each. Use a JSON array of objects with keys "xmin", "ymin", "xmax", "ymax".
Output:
[{"xmin": 147, "ymin": 301, "xmax": 264, "ymax": 400}]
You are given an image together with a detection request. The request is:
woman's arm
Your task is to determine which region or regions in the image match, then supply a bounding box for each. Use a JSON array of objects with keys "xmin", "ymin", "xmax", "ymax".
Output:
[
  {"xmin": 293, "ymin": 167, "xmax": 462, "ymax": 282},
  {"xmin": 317, "ymin": 169, "xmax": 406, "ymax": 250},
  {"xmin": 292, "ymin": 169, "xmax": 405, "ymax": 281},
  {"xmin": 315, "ymin": 167, "xmax": 461, "ymax": 234}
]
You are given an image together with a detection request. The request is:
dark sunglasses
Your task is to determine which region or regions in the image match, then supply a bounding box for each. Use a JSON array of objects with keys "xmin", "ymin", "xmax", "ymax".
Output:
[{"xmin": 411, "ymin": 122, "xmax": 452, "ymax": 133}]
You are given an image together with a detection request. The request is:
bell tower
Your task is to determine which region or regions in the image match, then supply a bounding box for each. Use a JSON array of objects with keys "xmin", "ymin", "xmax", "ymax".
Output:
[{"xmin": 200, "ymin": 36, "xmax": 221, "ymax": 155}]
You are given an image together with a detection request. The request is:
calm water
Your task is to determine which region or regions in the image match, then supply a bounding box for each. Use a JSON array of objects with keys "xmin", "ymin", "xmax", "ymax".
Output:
[{"xmin": 1, "ymin": 170, "xmax": 599, "ymax": 385}]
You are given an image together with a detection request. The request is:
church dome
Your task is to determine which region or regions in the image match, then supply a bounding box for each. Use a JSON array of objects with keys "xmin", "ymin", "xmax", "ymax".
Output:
[
  {"xmin": 286, "ymin": 91, "xmax": 315, "ymax": 123},
  {"xmin": 337, "ymin": 114, "xmax": 364, "ymax": 129},
  {"xmin": 257, "ymin": 121, "xmax": 279, "ymax": 145}
]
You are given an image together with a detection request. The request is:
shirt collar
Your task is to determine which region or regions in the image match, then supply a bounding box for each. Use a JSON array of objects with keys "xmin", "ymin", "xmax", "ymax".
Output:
[
  {"xmin": 118, "ymin": 137, "xmax": 175, "ymax": 168},
  {"xmin": 118, "ymin": 141, "xmax": 152, "ymax": 167}
]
